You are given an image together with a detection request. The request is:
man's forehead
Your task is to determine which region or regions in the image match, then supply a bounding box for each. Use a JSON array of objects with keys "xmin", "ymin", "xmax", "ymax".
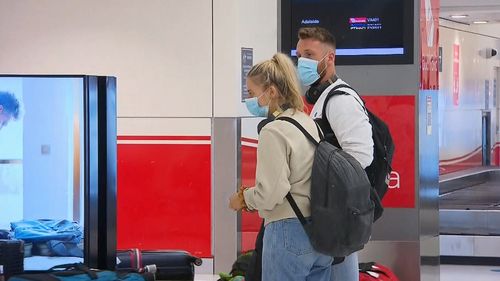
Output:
[{"xmin": 298, "ymin": 39, "xmax": 325, "ymax": 50}]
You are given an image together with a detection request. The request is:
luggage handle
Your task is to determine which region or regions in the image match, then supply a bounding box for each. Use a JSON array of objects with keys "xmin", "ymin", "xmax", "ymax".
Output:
[{"xmin": 48, "ymin": 263, "xmax": 98, "ymax": 279}]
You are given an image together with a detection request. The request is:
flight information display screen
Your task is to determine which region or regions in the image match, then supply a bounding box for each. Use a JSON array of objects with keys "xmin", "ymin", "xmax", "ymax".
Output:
[{"xmin": 282, "ymin": 0, "xmax": 414, "ymax": 65}]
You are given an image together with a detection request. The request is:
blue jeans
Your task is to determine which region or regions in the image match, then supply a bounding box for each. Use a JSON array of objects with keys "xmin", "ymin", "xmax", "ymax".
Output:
[
  {"xmin": 262, "ymin": 218, "xmax": 333, "ymax": 281},
  {"xmin": 331, "ymin": 252, "xmax": 359, "ymax": 281}
]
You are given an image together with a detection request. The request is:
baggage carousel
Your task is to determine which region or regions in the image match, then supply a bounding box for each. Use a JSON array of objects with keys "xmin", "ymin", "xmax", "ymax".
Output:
[{"xmin": 439, "ymin": 167, "xmax": 500, "ymax": 258}]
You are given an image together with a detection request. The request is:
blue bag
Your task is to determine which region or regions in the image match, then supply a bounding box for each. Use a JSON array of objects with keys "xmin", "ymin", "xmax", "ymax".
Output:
[{"xmin": 11, "ymin": 220, "xmax": 82, "ymax": 244}]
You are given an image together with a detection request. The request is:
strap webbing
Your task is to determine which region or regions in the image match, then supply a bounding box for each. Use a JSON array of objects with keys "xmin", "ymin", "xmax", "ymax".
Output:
[
  {"xmin": 285, "ymin": 192, "xmax": 308, "ymax": 226},
  {"xmin": 277, "ymin": 116, "xmax": 323, "ymax": 145},
  {"xmin": 277, "ymin": 116, "xmax": 321, "ymax": 227}
]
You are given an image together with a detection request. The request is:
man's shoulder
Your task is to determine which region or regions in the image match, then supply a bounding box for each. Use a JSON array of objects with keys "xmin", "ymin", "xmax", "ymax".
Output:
[
  {"xmin": 333, "ymin": 77, "xmax": 350, "ymax": 87},
  {"xmin": 327, "ymin": 78, "xmax": 363, "ymax": 102},
  {"xmin": 330, "ymin": 78, "xmax": 356, "ymax": 94},
  {"xmin": 310, "ymin": 77, "xmax": 359, "ymax": 118}
]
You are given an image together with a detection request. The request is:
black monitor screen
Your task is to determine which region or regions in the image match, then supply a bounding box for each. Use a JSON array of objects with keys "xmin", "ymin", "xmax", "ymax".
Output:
[{"xmin": 281, "ymin": 0, "xmax": 414, "ymax": 65}]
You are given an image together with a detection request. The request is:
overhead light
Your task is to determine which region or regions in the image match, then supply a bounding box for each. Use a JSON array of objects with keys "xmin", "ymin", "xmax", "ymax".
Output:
[
  {"xmin": 450, "ymin": 15, "xmax": 468, "ymax": 19},
  {"xmin": 473, "ymin": 20, "xmax": 488, "ymax": 24}
]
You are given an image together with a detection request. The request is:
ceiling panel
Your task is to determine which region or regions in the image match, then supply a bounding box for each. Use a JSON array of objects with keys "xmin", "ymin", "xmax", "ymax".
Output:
[{"xmin": 440, "ymin": 0, "xmax": 500, "ymax": 25}]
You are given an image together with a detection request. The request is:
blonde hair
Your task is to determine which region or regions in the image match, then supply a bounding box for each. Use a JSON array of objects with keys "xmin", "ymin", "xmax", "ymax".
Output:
[{"xmin": 247, "ymin": 53, "xmax": 304, "ymax": 112}]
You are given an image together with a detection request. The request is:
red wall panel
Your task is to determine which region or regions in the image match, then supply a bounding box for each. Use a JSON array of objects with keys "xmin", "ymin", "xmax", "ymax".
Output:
[
  {"xmin": 304, "ymin": 96, "xmax": 415, "ymax": 208},
  {"xmin": 364, "ymin": 96, "xmax": 416, "ymax": 208},
  {"xmin": 117, "ymin": 136, "xmax": 212, "ymax": 258}
]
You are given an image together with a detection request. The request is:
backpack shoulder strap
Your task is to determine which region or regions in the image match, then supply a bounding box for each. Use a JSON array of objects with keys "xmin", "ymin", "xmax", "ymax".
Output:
[
  {"xmin": 319, "ymin": 84, "xmax": 370, "ymax": 148},
  {"xmin": 277, "ymin": 116, "xmax": 323, "ymax": 145},
  {"xmin": 321, "ymin": 84, "xmax": 367, "ymax": 120},
  {"xmin": 285, "ymin": 192, "xmax": 309, "ymax": 226},
  {"xmin": 276, "ymin": 116, "xmax": 321, "ymax": 227}
]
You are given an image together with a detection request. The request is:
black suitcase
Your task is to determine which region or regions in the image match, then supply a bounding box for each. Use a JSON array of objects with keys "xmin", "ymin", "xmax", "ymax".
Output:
[
  {"xmin": 0, "ymin": 240, "xmax": 24, "ymax": 280},
  {"xmin": 116, "ymin": 249, "xmax": 202, "ymax": 281}
]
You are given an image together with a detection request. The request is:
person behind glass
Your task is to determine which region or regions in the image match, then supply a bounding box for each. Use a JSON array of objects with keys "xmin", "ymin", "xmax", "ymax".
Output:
[
  {"xmin": 0, "ymin": 92, "xmax": 20, "ymax": 130},
  {"xmin": 228, "ymin": 53, "xmax": 333, "ymax": 281},
  {"xmin": 296, "ymin": 27, "xmax": 374, "ymax": 281}
]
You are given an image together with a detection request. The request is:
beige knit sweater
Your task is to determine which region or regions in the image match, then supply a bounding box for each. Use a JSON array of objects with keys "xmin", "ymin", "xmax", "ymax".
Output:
[{"xmin": 243, "ymin": 108, "xmax": 321, "ymax": 225}]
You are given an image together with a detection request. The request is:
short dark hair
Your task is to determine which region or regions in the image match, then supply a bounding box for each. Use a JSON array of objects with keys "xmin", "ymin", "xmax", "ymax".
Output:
[
  {"xmin": 0, "ymin": 91, "xmax": 20, "ymax": 119},
  {"xmin": 298, "ymin": 27, "xmax": 336, "ymax": 49}
]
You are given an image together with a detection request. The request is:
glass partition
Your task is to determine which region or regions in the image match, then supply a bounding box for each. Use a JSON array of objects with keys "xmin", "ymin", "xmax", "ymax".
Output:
[
  {"xmin": 0, "ymin": 75, "xmax": 117, "ymax": 271},
  {"xmin": 0, "ymin": 77, "xmax": 85, "ymax": 270}
]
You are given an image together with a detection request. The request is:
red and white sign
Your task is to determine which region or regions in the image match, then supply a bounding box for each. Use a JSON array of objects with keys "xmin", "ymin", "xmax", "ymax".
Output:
[
  {"xmin": 420, "ymin": 0, "xmax": 440, "ymax": 90},
  {"xmin": 453, "ymin": 44, "xmax": 460, "ymax": 106}
]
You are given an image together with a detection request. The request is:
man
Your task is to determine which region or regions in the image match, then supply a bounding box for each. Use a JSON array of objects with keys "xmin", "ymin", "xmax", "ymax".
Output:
[
  {"xmin": 296, "ymin": 27, "xmax": 374, "ymax": 281},
  {"xmin": 0, "ymin": 91, "xmax": 20, "ymax": 130}
]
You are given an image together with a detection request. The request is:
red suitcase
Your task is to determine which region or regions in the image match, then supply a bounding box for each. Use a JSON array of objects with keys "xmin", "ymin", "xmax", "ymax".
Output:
[{"xmin": 359, "ymin": 262, "xmax": 399, "ymax": 281}]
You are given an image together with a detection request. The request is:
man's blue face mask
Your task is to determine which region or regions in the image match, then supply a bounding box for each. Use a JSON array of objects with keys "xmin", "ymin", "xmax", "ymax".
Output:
[
  {"xmin": 244, "ymin": 92, "xmax": 269, "ymax": 117},
  {"xmin": 297, "ymin": 53, "xmax": 329, "ymax": 86}
]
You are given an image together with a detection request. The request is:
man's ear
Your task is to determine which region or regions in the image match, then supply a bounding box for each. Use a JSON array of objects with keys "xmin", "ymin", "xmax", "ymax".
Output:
[{"xmin": 328, "ymin": 52, "xmax": 336, "ymax": 66}]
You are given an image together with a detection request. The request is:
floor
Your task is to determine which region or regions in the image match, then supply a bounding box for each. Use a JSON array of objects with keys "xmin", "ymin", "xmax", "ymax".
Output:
[
  {"xmin": 194, "ymin": 265, "xmax": 500, "ymax": 281},
  {"xmin": 440, "ymin": 265, "xmax": 500, "ymax": 281}
]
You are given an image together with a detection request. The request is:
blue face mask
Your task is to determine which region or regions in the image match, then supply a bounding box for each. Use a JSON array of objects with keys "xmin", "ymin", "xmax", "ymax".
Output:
[
  {"xmin": 244, "ymin": 93, "xmax": 269, "ymax": 117},
  {"xmin": 297, "ymin": 54, "xmax": 328, "ymax": 86}
]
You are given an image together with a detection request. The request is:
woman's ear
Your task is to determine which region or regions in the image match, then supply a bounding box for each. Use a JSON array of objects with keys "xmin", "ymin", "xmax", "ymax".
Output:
[{"xmin": 269, "ymin": 85, "xmax": 279, "ymax": 98}]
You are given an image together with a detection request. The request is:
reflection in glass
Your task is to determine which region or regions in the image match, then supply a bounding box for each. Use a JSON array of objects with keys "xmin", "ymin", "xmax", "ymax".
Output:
[{"xmin": 0, "ymin": 77, "xmax": 84, "ymax": 270}]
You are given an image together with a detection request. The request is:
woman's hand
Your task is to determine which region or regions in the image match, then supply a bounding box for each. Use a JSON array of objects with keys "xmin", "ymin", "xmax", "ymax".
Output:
[
  {"xmin": 229, "ymin": 186, "xmax": 249, "ymax": 211},
  {"xmin": 229, "ymin": 192, "xmax": 244, "ymax": 211}
]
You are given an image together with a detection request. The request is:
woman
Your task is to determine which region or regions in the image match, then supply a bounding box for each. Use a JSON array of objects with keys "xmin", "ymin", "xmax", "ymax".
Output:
[{"xmin": 229, "ymin": 53, "xmax": 333, "ymax": 281}]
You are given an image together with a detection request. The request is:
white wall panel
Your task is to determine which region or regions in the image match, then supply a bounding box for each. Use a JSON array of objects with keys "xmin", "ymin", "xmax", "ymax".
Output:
[
  {"xmin": 0, "ymin": 0, "xmax": 213, "ymax": 118},
  {"xmin": 213, "ymin": 0, "xmax": 278, "ymax": 117},
  {"xmin": 241, "ymin": 117, "xmax": 262, "ymax": 140},
  {"xmin": 118, "ymin": 117, "xmax": 211, "ymax": 137}
]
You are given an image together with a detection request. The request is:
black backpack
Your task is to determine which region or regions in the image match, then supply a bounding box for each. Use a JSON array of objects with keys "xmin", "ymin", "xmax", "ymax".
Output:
[
  {"xmin": 278, "ymin": 117, "xmax": 374, "ymax": 258},
  {"xmin": 315, "ymin": 84, "xmax": 395, "ymax": 221}
]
